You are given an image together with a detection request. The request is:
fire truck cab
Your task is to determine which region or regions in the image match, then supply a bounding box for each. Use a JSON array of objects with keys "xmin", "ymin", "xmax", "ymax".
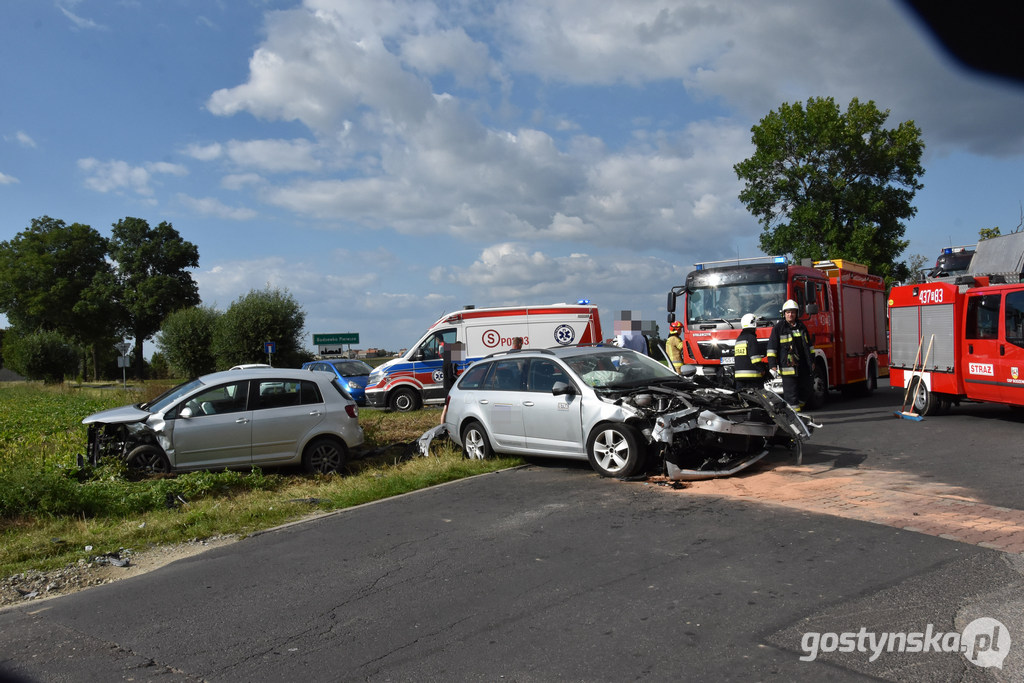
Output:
[
  {"xmin": 889, "ymin": 233, "xmax": 1024, "ymax": 414},
  {"xmin": 667, "ymin": 256, "xmax": 889, "ymax": 408}
]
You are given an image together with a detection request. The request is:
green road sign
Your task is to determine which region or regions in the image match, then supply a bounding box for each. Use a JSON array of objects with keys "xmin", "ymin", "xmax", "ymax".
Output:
[{"xmin": 313, "ymin": 333, "xmax": 359, "ymax": 345}]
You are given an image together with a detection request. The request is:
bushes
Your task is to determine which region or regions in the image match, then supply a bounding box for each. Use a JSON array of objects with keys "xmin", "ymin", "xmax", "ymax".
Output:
[{"xmin": 2, "ymin": 330, "xmax": 79, "ymax": 383}]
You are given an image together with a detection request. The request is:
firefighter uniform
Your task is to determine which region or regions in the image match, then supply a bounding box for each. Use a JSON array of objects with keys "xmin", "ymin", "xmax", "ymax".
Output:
[
  {"xmin": 665, "ymin": 323, "xmax": 684, "ymax": 372},
  {"xmin": 767, "ymin": 303, "xmax": 813, "ymax": 408},
  {"xmin": 733, "ymin": 323, "xmax": 765, "ymax": 391}
]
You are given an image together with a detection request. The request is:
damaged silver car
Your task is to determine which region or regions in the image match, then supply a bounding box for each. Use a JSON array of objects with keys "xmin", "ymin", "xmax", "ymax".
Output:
[
  {"xmin": 81, "ymin": 368, "xmax": 364, "ymax": 474},
  {"xmin": 441, "ymin": 346, "xmax": 817, "ymax": 480}
]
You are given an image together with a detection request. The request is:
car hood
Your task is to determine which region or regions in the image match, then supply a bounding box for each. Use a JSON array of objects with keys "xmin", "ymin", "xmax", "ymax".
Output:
[{"xmin": 81, "ymin": 404, "xmax": 153, "ymax": 425}]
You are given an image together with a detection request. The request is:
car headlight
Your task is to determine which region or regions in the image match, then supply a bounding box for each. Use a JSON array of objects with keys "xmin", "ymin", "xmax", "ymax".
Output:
[
  {"xmin": 347, "ymin": 380, "xmax": 360, "ymax": 390},
  {"xmin": 368, "ymin": 372, "xmax": 382, "ymax": 386}
]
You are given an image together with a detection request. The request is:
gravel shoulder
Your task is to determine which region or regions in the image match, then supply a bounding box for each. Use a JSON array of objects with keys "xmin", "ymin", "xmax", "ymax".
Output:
[{"xmin": 0, "ymin": 535, "xmax": 239, "ymax": 611}]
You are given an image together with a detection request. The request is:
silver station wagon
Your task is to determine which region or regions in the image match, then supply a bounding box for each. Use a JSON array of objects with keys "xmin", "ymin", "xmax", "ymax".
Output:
[
  {"xmin": 443, "ymin": 346, "xmax": 815, "ymax": 480},
  {"xmin": 82, "ymin": 367, "xmax": 364, "ymax": 474}
]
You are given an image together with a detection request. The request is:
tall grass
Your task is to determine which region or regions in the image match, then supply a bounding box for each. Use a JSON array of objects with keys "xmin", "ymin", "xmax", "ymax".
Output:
[{"xmin": 0, "ymin": 382, "xmax": 520, "ymax": 576}]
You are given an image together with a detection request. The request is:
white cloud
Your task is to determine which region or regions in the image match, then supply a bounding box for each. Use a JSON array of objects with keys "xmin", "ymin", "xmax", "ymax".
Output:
[
  {"xmin": 225, "ymin": 139, "xmax": 321, "ymax": 173},
  {"xmin": 58, "ymin": 4, "xmax": 107, "ymax": 31},
  {"xmin": 177, "ymin": 194, "xmax": 258, "ymax": 220},
  {"xmin": 0, "ymin": 172, "xmax": 19, "ymax": 185},
  {"xmin": 13, "ymin": 131, "xmax": 36, "ymax": 148},
  {"xmin": 184, "ymin": 142, "xmax": 223, "ymax": 161},
  {"xmin": 77, "ymin": 158, "xmax": 187, "ymax": 195},
  {"xmin": 221, "ymin": 173, "xmax": 264, "ymax": 190}
]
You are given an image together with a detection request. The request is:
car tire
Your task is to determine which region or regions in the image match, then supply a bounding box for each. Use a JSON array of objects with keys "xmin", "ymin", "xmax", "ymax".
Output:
[
  {"xmin": 460, "ymin": 421, "xmax": 492, "ymax": 460},
  {"xmin": 586, "ymin": 423, "xmax": 645, "ymax": 478},
  {"xmin": 389, "ymin": 387, "xmax": 421, "ymax": 412},
  {"xmin": 910, "ymin": 376, "xmax": 936, "ymax": 416},
  {"xmin": 126, "ymin": 445, "xmax": 171, "ymax": 474},
  {"xmin": 303, "ymin": 437, "xmax": 347, "ymax": 474},
  {"xmin": 864, "ymin": 361, "xmax": 878, "ymax": 395}
]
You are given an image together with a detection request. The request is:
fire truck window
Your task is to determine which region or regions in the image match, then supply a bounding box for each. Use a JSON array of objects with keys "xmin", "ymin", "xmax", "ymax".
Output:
[
  {"xmin": 1005, "ymin": 292, "xmax": 1024, "ymax": 347},
  {"xmin": 966, "ymin": 294, "xmax": 1001, "ymax": 340}
]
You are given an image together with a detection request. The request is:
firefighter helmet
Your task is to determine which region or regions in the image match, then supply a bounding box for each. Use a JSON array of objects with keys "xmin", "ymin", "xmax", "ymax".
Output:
[
  {"xmin": 782, "ymin": 299, "xmax": 799, "ymax": 312},
  {"xmin": 741, "ymin": 313, "xmax": 756, "ymax": 328},
  {"xmin": 669, "ymin": 321, "xmax": 682, "ymax": 333}
]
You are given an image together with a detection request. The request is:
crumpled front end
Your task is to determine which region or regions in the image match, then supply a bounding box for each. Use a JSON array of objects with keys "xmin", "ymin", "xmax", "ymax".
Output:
[{"xmin": 82, "ymin": 418, "xmax": 168, "ymax": 467}]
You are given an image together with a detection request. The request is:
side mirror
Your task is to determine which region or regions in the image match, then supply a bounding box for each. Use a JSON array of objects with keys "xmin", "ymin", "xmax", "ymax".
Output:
[
  {"xmin": 667, "ymin": 291, "xmax": 677, "ymax": 313},
  {"xmin": 551, "ymin": 381, "xmax": 576, "ymax": 396},
  {"xmin": 678, "ymin": 364, "xmax": 698, "ymax": 378},
  {"xmin": 179, "ymin": 406, "xmax": 194, "ymax": 419},
  {"xmin": 806, "ymin": 303, "xmax": 819, "ymax": 315}
]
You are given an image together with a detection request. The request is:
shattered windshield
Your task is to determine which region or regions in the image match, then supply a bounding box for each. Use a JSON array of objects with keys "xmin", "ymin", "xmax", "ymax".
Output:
[
  {"xmin": 565, "ymin": 350, "xmax": 678, "ymax": 389},
  {"xmin": 687, "ymin": 282, "xmax": 787, "ymax": 324}
]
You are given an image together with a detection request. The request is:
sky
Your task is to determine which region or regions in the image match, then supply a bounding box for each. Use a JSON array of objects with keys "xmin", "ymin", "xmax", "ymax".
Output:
[{"xmin": 3, "ymin": 0, "xmax": 1024, "ymax": 357}]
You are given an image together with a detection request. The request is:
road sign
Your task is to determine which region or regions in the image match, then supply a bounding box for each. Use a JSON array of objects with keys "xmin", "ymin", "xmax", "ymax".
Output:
[
  {"xmin": 313, "ymin": 333, "xmax": 359, "ymax": 345},
  {"xmin": 264, "ymin": 341, "xmax": 276, "ymax": 354},
  {"xmin": 114, "ymin": 342, "xmax": 131, "ymax": 356}
]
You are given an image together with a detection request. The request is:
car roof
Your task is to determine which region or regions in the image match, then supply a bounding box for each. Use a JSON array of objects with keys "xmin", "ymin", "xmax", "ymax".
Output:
[
  {"xmin": 203, "ymin": 367, "xmax": 330, "ymax": 382},
  {"xmin": 480, "ymin": 345, "xmax": 631, "ymax": 362}
]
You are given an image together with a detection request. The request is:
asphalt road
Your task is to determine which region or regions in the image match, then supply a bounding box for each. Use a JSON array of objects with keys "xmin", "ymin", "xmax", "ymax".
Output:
[{"xmin": 1, "ymin": 382, "xmax": 1022, "ymax": 682}]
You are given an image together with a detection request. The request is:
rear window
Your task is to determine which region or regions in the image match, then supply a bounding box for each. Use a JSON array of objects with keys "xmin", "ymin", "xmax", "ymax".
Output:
[{"xmin": 456, "ymin": 362, "xmax": 491, "ymax": 390}]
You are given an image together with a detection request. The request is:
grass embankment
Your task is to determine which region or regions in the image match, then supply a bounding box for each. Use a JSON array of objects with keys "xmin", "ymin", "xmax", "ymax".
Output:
[{"xmin": 0, "ymin": 382, "xmax": 521, "ymax": 577}]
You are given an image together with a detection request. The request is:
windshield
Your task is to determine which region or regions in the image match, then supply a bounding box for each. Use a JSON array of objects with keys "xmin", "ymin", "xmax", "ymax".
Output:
[
  {"xmin": 687, "ymin": 282, "xmax": 787, "ymax": 324},
  {"xmin": 565, "ymin": 350, "xmax": 677, "ymax": 388},
  {"xmin": 329, "ymin": 360, "xmax": 373, "ymax": 376},
  {"xmin": 143, "ymin": 378, "xmax": 206, "ymax": 413}
]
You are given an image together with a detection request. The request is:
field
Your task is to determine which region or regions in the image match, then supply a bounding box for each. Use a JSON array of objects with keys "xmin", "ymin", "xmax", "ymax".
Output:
[{"xmin": 0, "ymin": 381, "xmax": 521, "ymax": 578}]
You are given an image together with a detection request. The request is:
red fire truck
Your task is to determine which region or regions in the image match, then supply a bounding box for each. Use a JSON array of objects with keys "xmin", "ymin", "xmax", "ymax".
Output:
[
  {"xmin": 888, "ymin": 233, "xmax": 1024, "ymax": 415},
  {"xmin": 667, "ymin": 257, "xmax": 889, "ymax": 407}
]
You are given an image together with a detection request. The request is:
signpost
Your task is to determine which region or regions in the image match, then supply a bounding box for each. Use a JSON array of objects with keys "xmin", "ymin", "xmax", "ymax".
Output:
[
  {"xmin": 313, "ymin": 333, "xmax": 359, "ymax": 357},
  {"xmin": 264, "ymin": 341, "xmax": 276, "ymax": 366},
  {"xmin": 114, "ymin": 342, "xmax": 131, "ymax": 389}
]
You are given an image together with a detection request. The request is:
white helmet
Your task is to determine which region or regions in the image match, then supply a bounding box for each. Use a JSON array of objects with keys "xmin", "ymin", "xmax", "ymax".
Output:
[
  {"xmin": 782, "ymin": 299, "xmax": 799, "ymax": 312},
  {"xmin": 741, "ymin": 313, "xmax": 756, "ymax": 328}
]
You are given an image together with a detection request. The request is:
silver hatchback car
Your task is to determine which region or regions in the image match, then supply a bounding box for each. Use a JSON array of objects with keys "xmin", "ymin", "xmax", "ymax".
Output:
[
  {"xmin": 443, "ymin": 346, "xmax": 814, "ymax": 480},
  {"xmin": 82, "ymin": 368, "xmax": 364, "ymax": 474}
]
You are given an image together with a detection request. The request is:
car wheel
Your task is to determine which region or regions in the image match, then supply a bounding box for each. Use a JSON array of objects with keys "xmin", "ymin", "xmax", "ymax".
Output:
[
  {"xmin": 303, "ymin": 437, "xmax": 347, "ymax": 474},
  {"xmin": 460, "ymin": 421, "xmax": 492, "ymax": 460},
  {"xmin": 586, "ymin": 423, "xmax": 645, "ymax": 478},
  {"xmin": 910, "ymin": 376, "xmax": 936, "ymax": 416},
  {"xmin": 389, "ymin": 387, "xmax": 421, "ymax": 412},
  {"xmin": 126, "ymin": 445, "xmax": 171, "ymax": 474}
]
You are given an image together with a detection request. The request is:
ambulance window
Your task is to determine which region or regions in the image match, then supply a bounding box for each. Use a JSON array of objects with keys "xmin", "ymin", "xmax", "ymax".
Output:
[
  {"xmin": 418, "ymin": 328, "xmax": 457, "ymax": 360},
  {"xmin": 966, "ymin": 294, "xmax": 1000, "ymax": 340},
  {"xmin": 1005, "ymin": 292, "xmax": 1024, "ymax": 347}
]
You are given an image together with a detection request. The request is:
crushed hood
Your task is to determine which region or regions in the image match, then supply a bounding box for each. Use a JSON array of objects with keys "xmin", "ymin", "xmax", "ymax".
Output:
[{"xmin": 81, "ymin": 404, "xmax": 152, "ymax": 425}]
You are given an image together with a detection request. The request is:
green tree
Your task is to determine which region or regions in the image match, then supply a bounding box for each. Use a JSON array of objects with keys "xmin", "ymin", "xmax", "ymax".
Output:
[
  {"xmin": 906, "ymin": 253, "xmax": 929, "ymax": 284},
  {"xmin": 979, "ymin": 226, "xmax": 1002, "ymax": 241},
  {"xmin": 108, "ymin": 217, "xmax": 200, "ymax": 378},
  {"xmin": 213, "ymin": 287, "xmax": 306, "ymax": 369},
  {"xmin": 734, "ymin": 97, "xmax": 925, "ymax": 284},
  {"xmin": 157, "ymin": 306, "xmax": 221, "ymax": 378},
  {"xmin": 0, "ymin": 216, "xmax": 118, "ymax": 378},
  {"xmin": 2, "ymin": 329, "xmax": 79, "ymax": 383}
]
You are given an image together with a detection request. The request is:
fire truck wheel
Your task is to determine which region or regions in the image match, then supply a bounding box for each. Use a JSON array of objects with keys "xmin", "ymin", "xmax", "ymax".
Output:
[
  {"xmin": 388, "ymin": 387, "xmax": 421, "ymax": 412},
  {"xmin": 910, "ymin": 377, "xmax": 936, "ymax": 416},
  {"xmin": 806, "ymin": 362, "xmax": 828, "ymax": 409},
  {"xmin": 864, "ymin": 362, "xmax": 878, "ymax": 395}
]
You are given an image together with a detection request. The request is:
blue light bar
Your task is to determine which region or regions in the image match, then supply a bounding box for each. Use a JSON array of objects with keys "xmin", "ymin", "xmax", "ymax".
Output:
[
  {"xmin": 576, "ymin": 299, "xmax": 590, "ymax": 305},
  {"xmin": 773, "ymin": 255, "xmax": 786, "ymax": 263}
]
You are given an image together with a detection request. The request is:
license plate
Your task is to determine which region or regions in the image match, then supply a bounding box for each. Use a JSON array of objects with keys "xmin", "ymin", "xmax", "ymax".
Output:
[{"xmin": 720, "ymin": 356, "xmax": 734, "ymax": 365}]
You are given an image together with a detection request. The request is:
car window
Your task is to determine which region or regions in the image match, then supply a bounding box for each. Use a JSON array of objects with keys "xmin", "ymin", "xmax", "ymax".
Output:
[
  {"xmin": 526, "ymin": 359, "xmax": 569, "ymax": 393},
  {"xmin": 182, "ymin": 381, "xmax": 249, "ymax": 416},
  {"xmin": 482, "ymin": 359, "xmax": 526, "ymax": 391},
  {"xmin": 253, "ymin": 379, "xmax": 322, "ymax": 410},
  {"xmin": 331, "ymin": 360, "xmax": 372, "ymax": 376},
  {"xmin": 457, "ymin": 362, "xmax": 491, "ymax": 389}
]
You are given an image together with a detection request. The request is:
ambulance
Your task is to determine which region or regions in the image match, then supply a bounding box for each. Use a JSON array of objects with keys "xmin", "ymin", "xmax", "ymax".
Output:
[
  {"xmin": 889, "ymin": 232, "xmax": 1024, "ymax": 415},
  {"xmin": 364, "ymin": 303, "xmax": 604, "ymax": 411}
]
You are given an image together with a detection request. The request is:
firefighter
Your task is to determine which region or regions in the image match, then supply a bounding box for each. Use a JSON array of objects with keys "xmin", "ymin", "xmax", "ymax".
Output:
[
  {"xmin": 733, "ymin": 313, "xmax": 765, "ymax": 391},
  {"xmin": 665, "ymin": 321, "xmax": 684, "ymax": 372},
  {"xmin": 767, "ymin": 299, "xmax": 813, "ymax": 409}
]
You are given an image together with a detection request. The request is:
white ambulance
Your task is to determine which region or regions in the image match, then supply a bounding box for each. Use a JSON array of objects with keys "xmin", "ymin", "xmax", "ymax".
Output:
[{"xmin": 365, "ymin": 303, "xmax": 604, "ymax": 411}]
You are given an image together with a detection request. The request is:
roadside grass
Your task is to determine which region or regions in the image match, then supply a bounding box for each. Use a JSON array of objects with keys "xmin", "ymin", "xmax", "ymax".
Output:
[{"xmin": 0, "ymin": 382, "xmax": 521, "ymax": 577}]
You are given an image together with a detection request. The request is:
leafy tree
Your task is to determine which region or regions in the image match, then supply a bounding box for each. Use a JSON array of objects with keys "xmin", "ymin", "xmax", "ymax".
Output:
[
  {"xmin": 157, "ymin": 306, "xmax": 221, "ymax": 378},
  {"xmin": 0, "ymin": 216, "xmax": 118, "ymax": 378},
  {"xmin": 906, "ymin": 254, "xmax": 929, "ymax": 284},
  {"xmin": 213, "ymin": 287, "xmax": 306, "ymax": 369},
  {"xmin": 108, "ymin": 217, "xmax": 200, "ymax": 378},
  {"xmin": 734, "ymin": 97, "xmax": 925, "ymax": 284},
  {"xmin": 3, "ymin": 329, "xmax": 79, "ymax": 383},
  {"xmin": 979, "ymin": 226, "xmax": 1002, "ymax": 241}
]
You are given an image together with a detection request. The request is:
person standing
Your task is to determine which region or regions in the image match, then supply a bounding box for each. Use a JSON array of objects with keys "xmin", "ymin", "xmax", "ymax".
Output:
[
  {"xmin": 766, "ymin": 299, "xmax": 813, "ymax": 409},
  {"xmin": 512, "ymin": 337, "xmax": 524, "ymax": 350},
  {"xmin": 665, "ymin": 321, "xmax": 684, "ymax": 372},
  {"xmin": 733, "ymin": 313, "xmax": 765, "ymax": 391}
]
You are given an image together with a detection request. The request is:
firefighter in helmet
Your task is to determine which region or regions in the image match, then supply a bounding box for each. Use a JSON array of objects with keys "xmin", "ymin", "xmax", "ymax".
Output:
[
  {"xmin": 766, "ymin": 299, "xmax": 814, "ymax": 409},
  {"xmin": 733, "ymin": 313, "xmax": 765, "ymax": 391},
  {"xmin": 665, "ymin": 321, "xmax": 684, "ymax": 372}
]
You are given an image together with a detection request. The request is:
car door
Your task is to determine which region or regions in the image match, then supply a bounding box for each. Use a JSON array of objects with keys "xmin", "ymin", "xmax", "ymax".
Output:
[
  {"xmin": 251, "ymin": 379, "xmax": 326, "ymax": 465},
  {"xmin": 478, "ymin": 358, "xmax": 527, "ymax": 450},
  {"xmin": 171, "ymin": 380, "xmax": 253, "ymax": 469},
  {"xmin": 521, "ymin": 358, "xmax": 585, "ymax": 456}
]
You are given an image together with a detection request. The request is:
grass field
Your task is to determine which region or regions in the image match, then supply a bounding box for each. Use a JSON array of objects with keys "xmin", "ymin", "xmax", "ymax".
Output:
[{"xmin": 0, "ymin": 381, "xmax": 521, "ymax": 577}]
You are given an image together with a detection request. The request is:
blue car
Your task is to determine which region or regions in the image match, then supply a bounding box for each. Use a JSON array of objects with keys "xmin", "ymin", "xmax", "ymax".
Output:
[{"xmin": 302, "ymin": 359, "xmax": 374, "ymax": 405}]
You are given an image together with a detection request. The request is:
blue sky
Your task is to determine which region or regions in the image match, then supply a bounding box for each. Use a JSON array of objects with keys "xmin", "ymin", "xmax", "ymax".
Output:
[{"xmin": 3, "ymin": 0, "xmax": 1024, "ymax": 356}]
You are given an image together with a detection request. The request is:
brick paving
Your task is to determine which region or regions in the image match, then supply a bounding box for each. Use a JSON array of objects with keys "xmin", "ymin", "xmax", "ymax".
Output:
[{"xmin": 662, "ymin": 463, "xmax": 1024, "ymax": 554}]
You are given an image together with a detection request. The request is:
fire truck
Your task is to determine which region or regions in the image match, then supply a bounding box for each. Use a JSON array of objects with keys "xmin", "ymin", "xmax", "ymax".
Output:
[
  {"xmin": 888, "ymin": 232, "xmax": 1024, "ymax": 415},
  {"xmin": 667, "ymin": 256, "xmax": 889, "ymax": 408}
]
